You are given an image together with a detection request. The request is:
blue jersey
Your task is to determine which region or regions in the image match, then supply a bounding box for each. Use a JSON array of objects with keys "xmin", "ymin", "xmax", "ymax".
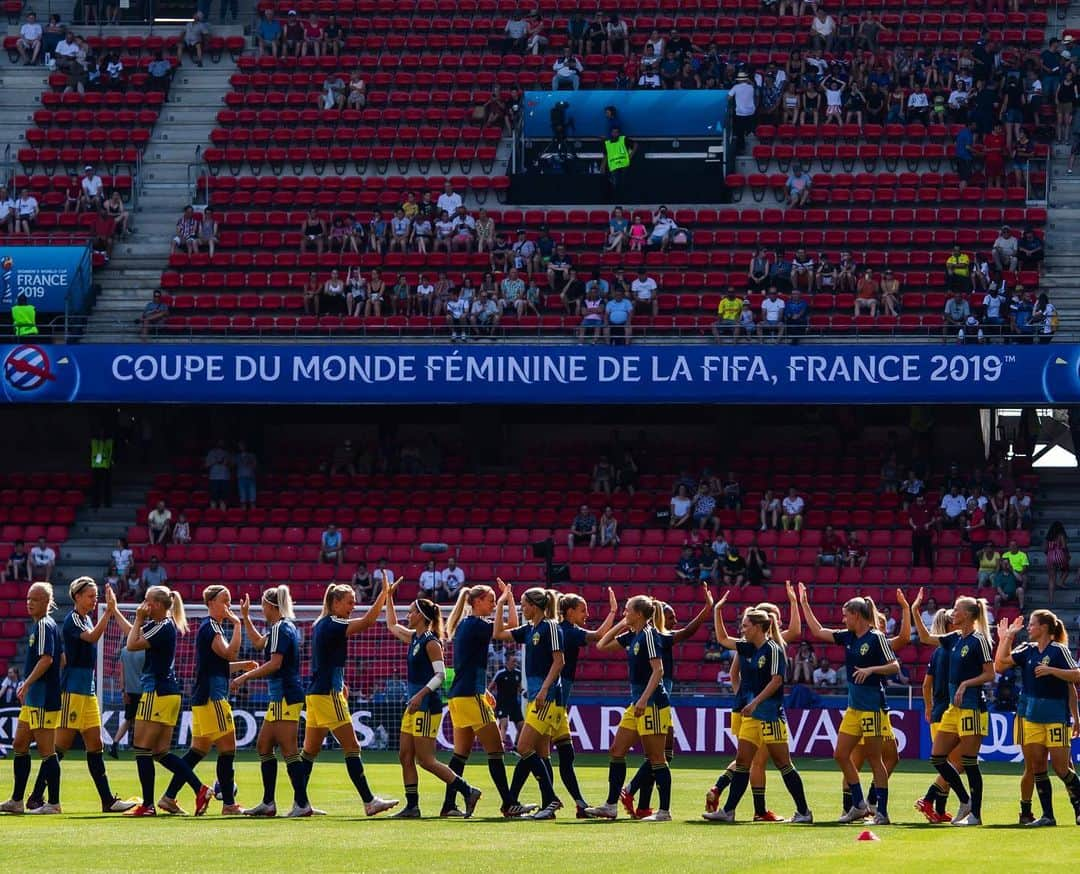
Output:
[
  {"xmin": 1011, "ymin": 641, "xmax": 1076, "ymax": 724},
  {"xmin": 927, "ymin": 647, "xmax": 951, "ymax": 723},
  {"xmin": 941, "ymin": 630, "xmax": 992, "ymax": 710},
  {"xmin": 558, "ymin": 619, "xmax": 589, "ymax": 684},
  {"xmin": 23, "ymin": 616, "xmax": 61, "ymax": 711},
  {"xmin": 736, "ymin": 638, "xmax": 786, "ymax": 722},
  {"xmin": 406, "ymin": 630, "xmax": 443, "ymax": 714},
  {"xmin": 308, "ymin": 615, "xmax": 348, "ymax": 694},
  {"xmin": 61, "ymin": 610, "xmax": 96, "ymax": 696},
  {"xmin": 510, "ymin": 619, "xmax": 563, "ymax": 704},
  {"xmin": 657, "ymin": 629, "xmax": 675, "ymax": 694},
  {"xmin": 620, "ymin": 626, "xmax": 670, "ymax": 707},
  {"xmin": 265, "ymin": 619, "xmax": 304, "ymax": 705},
  {"xmin": 140, "ymin": 618, "xmax": 182, "ymax": 696},
  {"xmin": 191, "ymin": 617, "xmax": 231, "ymax": 705},
  {"xmin": 833, "ymin": 628, "xmax": 895, "ymax": 712},
  {"xmin": 449, "ymin": 615, "xmax": 492, "ymax": 698},
  {"xmin": 732, "ymin": 650, "xmax": 755, "ymax": 709}
]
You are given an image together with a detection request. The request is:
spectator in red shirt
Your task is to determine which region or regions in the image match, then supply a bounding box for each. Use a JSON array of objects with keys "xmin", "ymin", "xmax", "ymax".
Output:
[
  {"xmin": 93, "ymin": 206, "xmax": 117, "ymax": 260},
  {"xmin": 844, "ymin": 531, "xmax": 868, "ymax": 570},
  {"xmin": 816, "ymin": 524, "xmax": 845, "ymax": 567},
  {"xmin": 908, "ymin": 493, "xmax": 935, "ymax": 567}
]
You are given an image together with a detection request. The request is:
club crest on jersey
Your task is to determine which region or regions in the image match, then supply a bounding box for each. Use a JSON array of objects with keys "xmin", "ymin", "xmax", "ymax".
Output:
[
  {"xmin": 1041, "ymin": 655, "xmax": 1051, "ymax": 666},
  {"xmin": 633, "ymin": 642, "xmax": 641, "ymax": 656},
  {"xmin": 531, "ymin": 632, "xmax": 540, "ymax": 646},
  {"xmin": 961, "ymin": 646, "xmax": 970, "ymax": 657},
  {"xmin": 411, "ymin": 643, "xmax": 420, "ymax": 657},
  {"xmin": 859, "ymin": 643, "xmax": 869, "ymax": 656},
  {"xmin": 757, "ymin": 655, "xmax": 766, "ymax": 669},
  {"xmin": 29, "ymin": 633, "xmax": 35, "ymax": 647}
]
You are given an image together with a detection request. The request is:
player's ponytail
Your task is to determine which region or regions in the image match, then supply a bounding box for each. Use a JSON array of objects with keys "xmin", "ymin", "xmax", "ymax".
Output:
[
  {"xmin": 69, "ymin": 576, "xmax": 96, "ymax": 601},
  {"xmin": 558, "ymin": 593, "xmax": 584, "ymax": 620},
  {"xmin": 843, "ymin": 596, "xmax": 876, "ymax": 628},
  {"xmin": 169, "ymin": 590, "xmax": 188, "ymax": 633},
  {"xmin": 522, "ymin": 587, "xmax": 557, "ymax": 620},
  {"xmin": 954, "ymin": 596, "xmax": 990, "ymax": 640},
  {"xmin": 263, "ymin": 584, "xmax": 295, "ymax": 620},
  {"xmin": 930, "ymin": 608, "xmax": 951, "ymax": 636},
  {"xmin": 650, "ymin": 600, "xmax": 668, "ymax": 632},
  {"xmin": 415, "ymin": 598, "xmax": 443, "ymax": 638},
  {"xmin": 1032, "ymin": 609, "xmax": 1068, "ymax": 645},
  {"xmin": 864, "ymin": 596, "xmax": 882, "ymax": 633}
]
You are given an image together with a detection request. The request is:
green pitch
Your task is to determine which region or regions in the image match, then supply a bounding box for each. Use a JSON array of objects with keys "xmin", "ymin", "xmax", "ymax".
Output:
[{"xmin": 3, "ymin": 753, "xmax": 1074, "ymax": 873}]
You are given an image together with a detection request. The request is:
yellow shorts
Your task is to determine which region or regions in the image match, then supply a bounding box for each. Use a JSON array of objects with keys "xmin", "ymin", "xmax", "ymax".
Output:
[
  {"xmin": 730, "ymin": 711, "xmax": 743, "ymax": 737},
  {"xmin": 18, "ymin": 706, "xmax": 59, "ymax": 731},
  {"xmin": 550, "ymin": 704, "xmax": 571, "ymax": 740},
  {"xmin": 137, "ymin": 692, "xmax": 181, "ymax": 726},
  {"xmin": 937, "ymin": 705, "xmax": 988, "ymax": 738},
  {"xmin": 839, "ymin": 708, "xmax": 891, "ymax": 739},
  {"xmin": 858, "ymin": 712, "xmax": 895, "ymax": 746},
  {"xmin": 930, "ymin": 722, "xmax": 940, "ymax": 742},
  {"xmin": 618, "ymin": 703, "xmax": 671, "ymax": 737},
  {"xmin": 59, "ymin": 692, "xmax": 101, "ymax": 731},
  {"xmin": 1022, "ymin": 721, "xmax": 1071, "ymax": 749},
  {"xmin": 305, "ymin": 693, "xmax": 352, "ymax": 731},
  {"xmin": 191, "ymin": 700, "xmax": 235, "ymax": 741},
  {"xmin": 524, "ymin": 700, "xmax": 564, "ymax": 737},
  {"xmin": 400, "ymin": 708, "xmax": 443, "ymax": 738},
  {"xmin": 1014, "ymin": 714, "xmax": 1024, "ymax": 745},
  {"xmin": 448, "ymin": 695, "xmax": 497, "ymax": 730},
  {"xmin": 264, "ymin": 699, "xmax": 303, "ymax": 723},
  {"xmin": 738, "ymin": 715, "xmax": 789, "ymax": 747}
]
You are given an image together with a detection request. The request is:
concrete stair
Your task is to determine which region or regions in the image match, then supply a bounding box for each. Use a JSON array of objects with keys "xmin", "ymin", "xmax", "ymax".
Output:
[{"xmin": 1021, "ymin": 469, "xmax": 1080, "ymax": 622}]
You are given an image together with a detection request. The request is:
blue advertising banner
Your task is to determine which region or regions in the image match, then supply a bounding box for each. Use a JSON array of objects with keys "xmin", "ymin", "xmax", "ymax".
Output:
[
  {"xmin": 4, "ymin": 342, "xmax": 1080, "ymax": 405},
  {"xmin": 0, "ymin": 245, "xmax": 92, "ymax": 314},
  {"xmin": 523, "ymin": 90, "xmax": 728, "ymax": 139}
]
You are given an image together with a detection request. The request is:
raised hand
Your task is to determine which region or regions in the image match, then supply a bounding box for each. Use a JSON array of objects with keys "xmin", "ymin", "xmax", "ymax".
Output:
[
  {"xmin": 240, "ymin": 594, "xmax": 251, "ymax": 620},
  {"xmin": 895, "ymin": 588, "xmax": 909, "ymax": 608},
  {"xmin": 702, "ymin": 584, "xmax": 715, "ymax": 609},
  {"xmin": 797, "ymin": 581, "xmax": 809, "ymax": 602},
  {"xmin": 607, "ymin": 586, "xmax": 618, "ymax": 613},
  {"xmin": 785, "ymin": 580, "xmax": 796, "ymax": 601},
  {"xmin": 911, "ymin": 587, "xmax": 924, "ymax": 612},
  {"xmin": 496, "ymin": 577, "xmax": 512, "ymax": 599},
  {"xmin": 716, "ymin": 589, "xmax": 730, "ymax": 609}
]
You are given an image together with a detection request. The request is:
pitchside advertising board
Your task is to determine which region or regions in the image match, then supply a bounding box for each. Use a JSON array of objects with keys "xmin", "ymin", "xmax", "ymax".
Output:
[
  {"xmin": 0, "ymin": 702, "xmax": 1066, "ymax": 761},
  {"xmin": 7, "ymin": 342, "xmax": 1080, "ymax": 404},
  {"xmin": 0, "ymin": 247, "xmax": 92, "ymax": 315}
]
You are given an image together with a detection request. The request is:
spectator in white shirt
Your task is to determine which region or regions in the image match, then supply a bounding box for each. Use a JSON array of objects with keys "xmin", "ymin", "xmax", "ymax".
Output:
[
  {"xmin": 17, "ymin": 13, "xmax": 44, "ymax": 65},
  {"xmin": 30, "ymin": 537, "xmax": 56, "ymax": 582},
  {"xmin": 1007, "ymin": 488, "xmax": 1032, "ymax": 529},
  {"xmin": 781, "ymin": 487, "xmax": 804, "ymax": 531},
  {"xmin": 552, "ymin": 48, "xmax": 583, "ymax": 90},
  {"xmin": 906, "ymin": 84, "xmax": 930, "ymax": 123},
  {"xmin": 440, "ymin": 558, "xmax": 466, "ymax": 601},
  {"xmin": 809, "ymin": 8, "xmax": 836, "ymax": 52},
  {"xmin": 81, "ymin": 166, "xmax": 105, "ymax": 211},
  {"xmin": 992, "ymin": 226, "xmax": 1019, "ymax": 272},
  {"xmin": 730, "ymin": 71, "xmax": 757, "ymax": 152},
  {"xmin": 630, "ymin": 267, "xmax": 658, "ymax": 316},
  {"xmin": 813, "ymin": 658, "xmax": 839, "ymax": 686},
  {"xmin": 436, "ymin": 182, "xmax": 462, "ymax": 216},
  {"xmin": 648, "ymin": 207, "xmax": 676, "ymax": 250},
  {"xmin": 15, "ymin": 192, "xmax": 39, "ymax": 235},
  {"xmin": 0, "ymin": 187, "xmax": 15, "ymax": 234},
  {"xmin": 418, "ymin": 560, "xmax": 449, "ymax": 600},
  {"xmin": 373, "ymin": 557, "xmax": 396, "ymax": 591},
  {"xmin": 446, "ymin": 287, "xmax": 468, "ymax": 341},
  {"xmin": 758, "ymin": 287, "xmax": 786, "ymax": 339},
  {"xmin": 939, "ymin": 486, "xmax": 968, "ymax": 527}
]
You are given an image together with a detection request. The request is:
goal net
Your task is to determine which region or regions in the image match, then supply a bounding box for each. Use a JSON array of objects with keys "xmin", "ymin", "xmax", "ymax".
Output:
[{"xmin": 97, "ymin": 602, "xmax": 517, "ymax": 751}]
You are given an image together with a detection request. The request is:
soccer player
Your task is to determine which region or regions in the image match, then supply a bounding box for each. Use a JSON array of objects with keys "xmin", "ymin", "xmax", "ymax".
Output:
[
  {"xmin": 553, "ymin": 587, "xmax": 618, "ymax": 815},
  {"xmin": 383, "ymin": 588, "xmax": 482, "ymax": 818},
  {"xmin": 705, "ymin": 582, "xmax": 803, "ymax": 820},
  {"xmin": 442, "ymin": 581, "xmax": 520, "ymax": 817},
  {"xmin": 702, "ymin": 604, "xmax": 812, "ymax": 823},
  {"xmin": 231, "ymin": 585, "xmax": 310, "ymax": 817},
  {"xmin": 914, "ymin": 607, "xmax": 965, "ymax": 823},
  {"xmin": 301, "ymin": 581, "xmax": 399, "ymax": 816},
  {"xmin": 913, "ymin": 595, "xmax": 995, "ymax": 827},
  {"xmin": 493, "ymin": 586, "xmax": 564, "ymax": 820},
  {"xmin": 586, "ymin": 595, "xmax": 673, "ymax": 821},
  {"xmin": 800, "ymin": 582, "xmax": 899, "ymax": 825},
  {"xmin": 24, "ymin": 578, "xmax": 134, "ymax": 813},
  {"xmin": 994, "ymin": 610, "xmax": 1080, "ymax": 827},
  {"xmin": 622, "ymin": 585, "xmax": 712, "ymax": 818},
  {"xmin": 121, "ymin": 585, "xmax": 212, "ymax": 817},
  {"xmin": 158, "ymin": 585, "xmax": 254, "ymax": 815},
  {"xmin": 489, "ymin": 648, "xmax": 524, "ymax": 750},
  {"xmin": 0, "ymin": 583, "xmax": 63, "ymax": 814}
]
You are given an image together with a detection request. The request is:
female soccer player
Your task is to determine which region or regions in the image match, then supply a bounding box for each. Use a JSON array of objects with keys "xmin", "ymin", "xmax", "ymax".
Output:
[
  {"xmin": 914, "ymin": 607, "xmax": 965, "ymax": 823},
  {"xmin": 0, "ymin": 583, "xmax": 63, "ymax": 814},
  {"xmin": 913, "ymin": 594, "xmax": 995, "ymax": 827},
  {"xmin": 586, "ymin": 594, "xmax": 673, "ymax": 821},
  {"xmin": 705, "ymin": 582, "xmax": 802, "ymax": 821},
  {"xmin": 622, "ymin": 585, "xmax": 713, "ymax": 819},
  {"xmin": 493, "ymin": 586, "xmax": 564, "ymax": 819},
  {"xmin": 553, "ymin": 587, "xmax": 618, "ymax": 815},
  {"xmin": 702, "ymin": 604, "xmax": 812, "ymax": 823},
  {"xmin": 230, "ymin": 585, "xmax": 310, "ymax": 817},
  {"xmin": 159, "ymin": 584, "xmax": 255, "ymax": 816},
  {"xmin": 384, "ymin": 587, "xmax": 482, "ymax": 818},
  {"xmin": 800, "ymin": 582, "xmax": 899, "ymax": 825},
  {"xmin": 994, "ymin": 610, "xmax": 1080, "ymax": 827},
  {"xmin": 301, "ymin": 581, "xmax": 399, "ymax": 816},
  {"xmin": 121, "ymin": 585, "xmax": 212, "ymax": 817},
  {"xmin": 25, "ymin": 578, "xmax": 134, "ymax": 813},
  {"xmin": 442, "ymin": 580, "xmax": 520, "ymax": 817}
]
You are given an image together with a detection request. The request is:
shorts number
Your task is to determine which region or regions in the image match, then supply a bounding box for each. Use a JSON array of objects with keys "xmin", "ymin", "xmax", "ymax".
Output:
[
  {"xmin": 860, "ymin": 716, "xmax": 876, "ymax": 733},
  {"xmin": 962, "ymin": 715, "xmax": 975, "ymax": 733},
  {"xmin": 643, "ymin": 712, "xmax": 656, "ymax": 731},
  {"xmin": 1050, "ymin": 726, "xmax": 1065, "ymax": 744}
]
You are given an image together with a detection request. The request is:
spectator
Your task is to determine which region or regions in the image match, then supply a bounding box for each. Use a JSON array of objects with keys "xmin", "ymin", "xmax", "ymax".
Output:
[
  {"xmin": 503, "ymin": 11, "xmax": 528, "ymax": 53},
  {"xmin": 1044, "ymin": 520, "xmax": 1071, "ymax": 605},
  {"xmin": 1, "ymin": 667, "xmax": 20, "ymax": 706},
  {"xmin": 720, "ymin": 472, "xmax": 742, "ymax": 511},
  {"xmin": 17, "ymin": 12, "xmax": 43, "ymax": 65},
  {"xmin": 320, "ymin": 523, "xmax": 343, "ymax": 568},
  {"xmin": 172, "ymin": 513, "xmax": 191, "ymax": 545},
  {"xmin": 205, "ymin": 439, "xmax": 232, "ymax": 510},
  {"xmin": 704, "ymin": 631, "xmax": 726, "ymax": 663},
  {"xmin": 2, "ymin": 539, "xmax": 29, "ymax": 583},
  {"xmin": 790, "ymin": 642, "xmax": 816, "ymax": 684},
  {"xmin": 943, "ymin": 289, "xmax": 971, "ymax": 337},
  {"xmin": 785, "ymin": 289, "xmax": 809, "ymax": 339},
  {"xmin": 469, "ymin": 290, "xmax": 501, "ymax": 335},
  {"xmin": 731, "ymin": 71, "xmax": 756, "ymax": 152},
  {"xmin": 909, "ymin": 493, "xmax": 934, "ymax": 567},
  {"xmin": 303, "ymin": 12, "xmax": 323, "ymax": 57},
  {"xmin": 177, "ymin": 11, "xmax": 209, "ymax": 67},
  {"xmin": 854, "ymin": 270, "xmax": 880, "ymax": 318},
  {"xmin": 670, "ymin": 484, "xmax": 692, "ymax": 529},
  {"xmin": 720, "ymin": 548, "xmax": 747, "ymax": 588},
  {"xmin": 629, "ymin": 267, "xmax": 659, "ymax": 318},
  {"xmin": 1009, "ymin": 285, "xmax": 1037, "ymax": 342},
  {"xmin": 919, "ymin": 596, "xmax": 939, "ymax": 632},
  {"xmin": 147, "ymin": 50, "xmax": 174, "ymax": 96},
  {"xmin": 14, "ymin": 190, "xmax": 38, "ymax": 236},
  {"xmin": 29, "ymin": 537, "xmax": 55, "ymax": 583},
  {"xmin": 1002, "ymin": 538, "xmax": 1030, "ymax": 591},
  {"xmin": 1032, "ymin": 293, "xmax": 1057, "ymax": 344},
  {"xmin": 615, "ymin": 450, "xmax": 638, "ymax": 495},
  {"xmin": 372, "ymin": 557, "xmax": 396, "ymax": 593},
  {"xmin": 599, "ymin": 505, "xmax": 620, "ymax": 548},
  {"xmin": 525, "ymin": 11, "xmax": 548, "ymax": 55},
  {"xmin": 440, "ymin": 558, "xmax": 466, "ymax": 601},
  {"xmin": 1007, "ymin": 487, "xmax": 1032, "ymax": 529},
  {"xmin": 606, "ymin": 206, "xmax": 629, "ymax": 252},
  {"xmin": 993, "ymin": 556, "xmax": 1024, "ymax": 612},
  {"xmin": 140, "ymin": 555, "xmax": 168, "ymax": 593},
  {"xmin": 817, "ymin": 525, "xmax": 845, "ymax": 566},
  {"xmin": 647, "ymin": 206, "xmax": 676, "ymax": 250},
  {"xmin": 0, "ymin": 186, "xmax": 15, "ymax": 234},
  {"xmin": 813, "ymin": 658, "xmax": 839, "ymax": 688},
  {"xmin": 112, "ymin": 536, "xmax": 134, "ymax": 578},
  {"xmin": 781, "ymin": 487, "xmax": 804, "ymax": 531},
  {"xmin": 552, "ymin": 48, "xmax": 583, "ymax": 90},
  {"xmin": 604, "ymin": 285, "xmax": 634, "ymax": 344},
  {"xmin": 418, "ymin": 560, "xmax": 448, "ymax": 601},
  {"xmin": 745, "ymin": 536, "xmax": 771, "ymax": 585},
  {"xmin": 300, "ymin": 208, "xmax": 327, "ymax": 255},
  {"xmin": 236, "ymin": 441, "xmax": 257, "ymax": 510},
  {"xmin": 710, "ymin": 288, "xmax": 743, "ymax": 342},
  {"xmin": 171, "ymin": 205, "xmax": 198, "ymax": 255},
  {"xmin": 256, "ymin": 8, "xmax": 282, "ymax": 57},
  {"xmin": 760, "ymin": 488, "xmax": 781, "ymax": 531},
  {"xmin": 1017, "ymin": 228, "xmax": 1045, "ymax": 268},
  {"xmin": 899, "ymin": 470, "xmax": 925, "ymax": 509},
  {"xmin": 955, "ymin": 120, "xmax": 976, "ymax": 190},
  {"xmin": 980, "ymin": 284, "xmax": 1006, "ymax": 337},
  {"xmin": 675, "ymin": 546, "xmax": 701, "ymax": 585},
  {"xmin": 691, "ymin": 482, "xmax": 718, "ymax": 533},
  {"xmin": 330, "ymin": 439, "xmax": 356, "ymax": 476},
  {"xmin": 351, "ymin": 561, "xmax": 375, "ymax": 603},
  {"xmin": 844, "ymin": 531, "xmax": 868, "ymax": 570},
  {"xmin": 756, "ymin": 287, "xmax": 785, "ymax": 340},
  {"xmin": 105, "ymin": 190, "xmax": 130, "ymax": 239},
  {"xmin": 147, "ymin": 500, "xmax": 172, "ymax": 545},
  {"xmin": 992, "ymin": 226, "xmax": 1019, "ymax": 273},
  {"xmin": 567, "ymin": 505, "xmax": 597, "ymax": 550},
  {"xmin": 975, "ymin": 543, "xmax": 1001, "ymax": 588},
  {"xmin": 784, "ymin": 165, "xmax": 812, "ymax": 209},
  {"xmin": 938, "ymin": 485, "xmax": 967, "ymax": 530},
  {"xmin": 139, "ymin": 290, "xmax": 169, "ymax": 339}
]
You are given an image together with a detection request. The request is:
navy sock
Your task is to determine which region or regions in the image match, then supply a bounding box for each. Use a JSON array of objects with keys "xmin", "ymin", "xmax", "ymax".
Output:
[
  {"xmin": 510, "ymin": 753, "xmax": 534, "ymax": 804},
  {"xmin": 260, "ymin": 753, "xmax": 277, "ymax": 805},
  {"xmin": 1021, "ymin": 797, "xmax": 1034, "ymax": 817},
  {"xmin": 867, "ymin": 784, "xmax": 878, "ymax": 806},
  {"xmin": 849, "ymin": 781, "xmax": 865, "ymax": 809},
  {"xmin": 752, "ymin": 786, "xmax": 767, "ymax": 817},
  {"xmin": 217, "ymin": 753, "xmax": 236, "ymax": 806},
  {"xmin": 404, "ymin": 782, "xmax": 419, "ymax": 809},
  {"xmin": 1035, "ymin": 771, "xmax": 1054, "ymax": 820},
  {"xmin": 962, "ymin": 756, "xmax": 982, "ymax": 817},
  {"xmin": 344, "ymin": 752, "xmax": 373, "ymax": 803},
  {"xmin": 843, "ymin": 786, "xmax": 853, "ymax": 812},
  {"xmin": 780, "ymin": 764, "xmax": 809, "ymax": 816},
  {"xmin": 29, "ymin": 748, "xmax": 64, "ymax": 801},
  {"xmin": 487, "ymin": 752, "xmax": 512, "ymax": 806},
  {"xmin": 714, "ymin": 768, "xmax": 733, "ymax": 793},
  {"xmin": 443, "ymin": 753, "xmax": 467, "ymax": 810},
  {"xmin": 164, "ymin": 749, "xmax": 204, "ymax": 799},
  {"xmin": 724, "ymin": 765, "xmax": 751, "ymax": 813},
  {"xmin": 134, "ymin": 748, "xmax": 155, "ymax": 806},
  {"xmin": 285, "ymin": 755, "xmax": 308, "ymax": 808},
  {"xmin": 13, "ymin": 752, "xmax": 31, "ymax": 802},
  {"xmin": 1061, "ymin": 770, "xmax": 1080, "ymax": 811},
  {"xmin": 41, "ymin": 754, "xmax": 61, "ymax": 805},
  {"xmin": 874, "ymin": 785, "xmax": 889, "ymax": 819},
  {"xmin": 935, "ymin": 785, "xmax": 949, "ymax": 816},
  {"xmin": 932, "ymin": 756, "xmax": 969, "ymax": 804},
  {"xmin": 555, "ymin": 741, "xmax": 585, "ymax": 805},
  {"xmin": 627, "ymin": 759, "xmax": 648, "ymax": 794},
  {"xmin": 87, "ymin": 750, "xmax": 114, "ymax": 804},
  {"xmin": 529, "ymin": 752, "xmax": 557, "ymax": 806},
  {"xmin": 652, "ymin": 762, "xmax": 672, "ymax": 812},
  {"xmin": 606, "ymin": 757, "xmax": 627, "ymax": 806}
]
